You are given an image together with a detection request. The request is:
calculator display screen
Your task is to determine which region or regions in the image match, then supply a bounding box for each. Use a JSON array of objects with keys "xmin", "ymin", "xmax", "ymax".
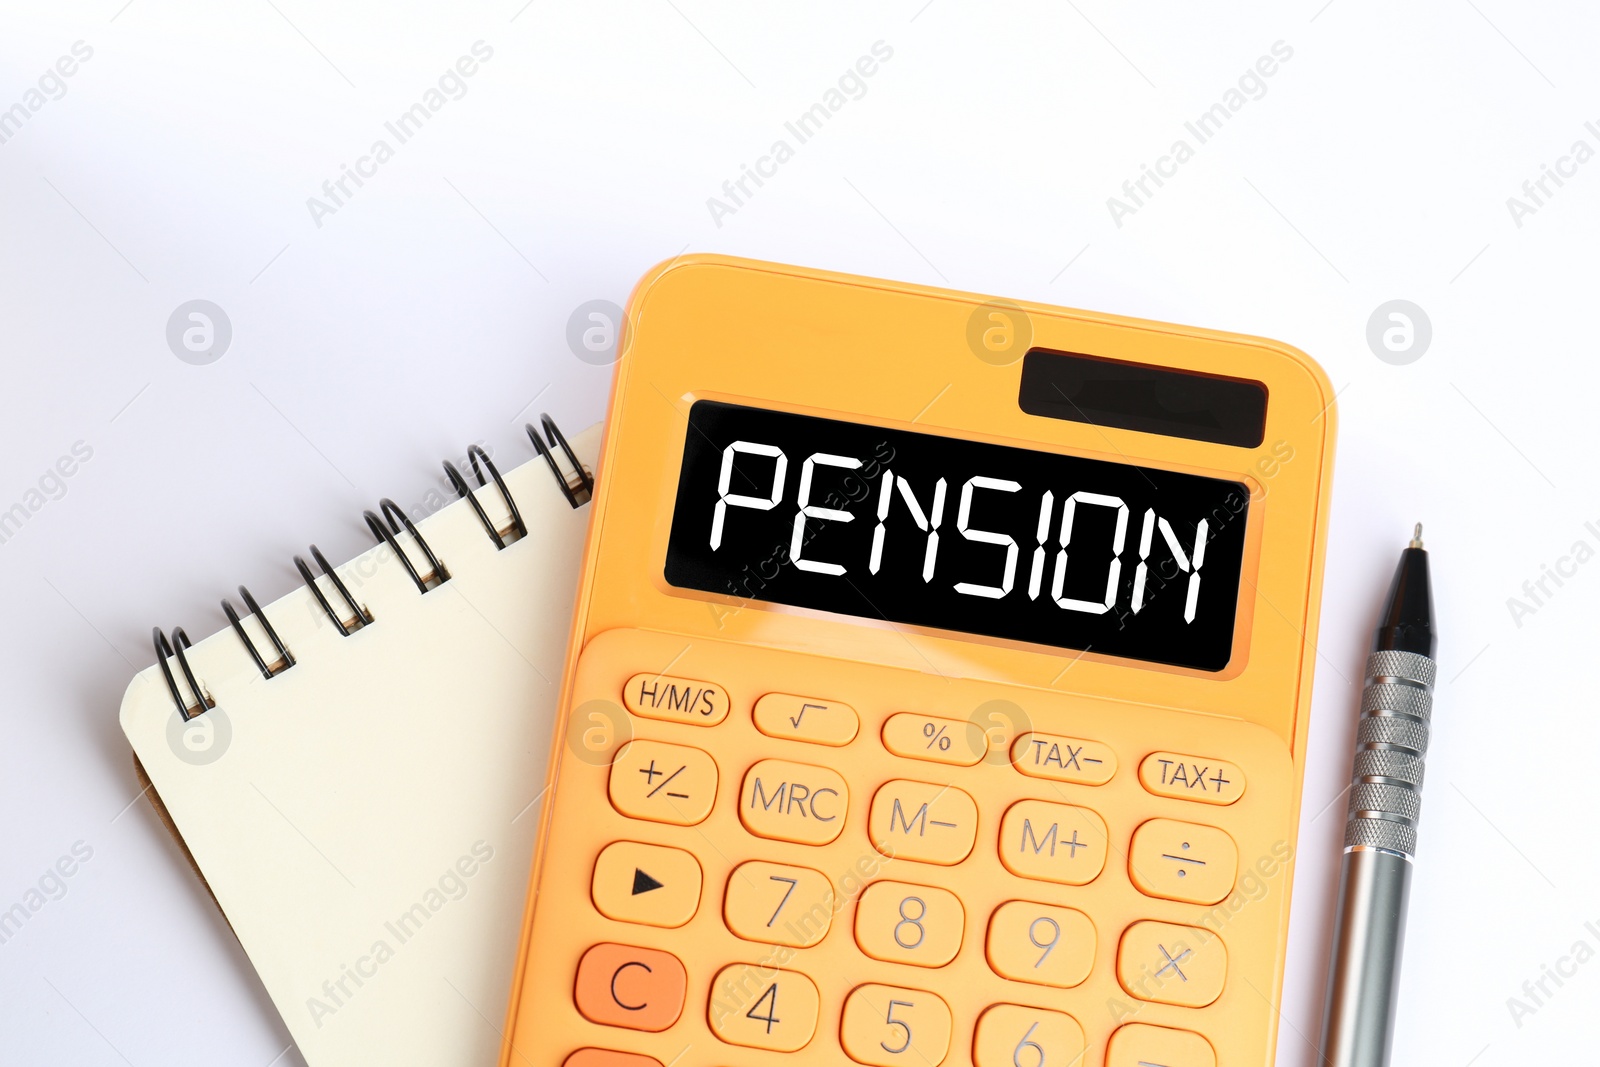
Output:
[{"xmin": 664, "ymin": 401, "xmax": 1251, "ymax": 671}]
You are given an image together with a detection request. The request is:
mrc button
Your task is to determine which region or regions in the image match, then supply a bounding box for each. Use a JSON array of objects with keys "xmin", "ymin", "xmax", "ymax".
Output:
[
  {"xmin": 1139, "ymin": 752, "xmax": 1245, "ymax": 806},
  {"xmin": 623, "ymin": 673, "xmax": 730, "ymax": 726},
  {"xmin": 738, "ymin": 760, "xmax": 848, "ymax": 845}
]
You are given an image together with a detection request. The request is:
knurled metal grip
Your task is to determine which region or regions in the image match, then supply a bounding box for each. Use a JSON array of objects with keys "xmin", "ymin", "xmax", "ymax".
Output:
[{"xmin": 1344, "ymin": 650, "xmax": 1435, "ymax": 855}]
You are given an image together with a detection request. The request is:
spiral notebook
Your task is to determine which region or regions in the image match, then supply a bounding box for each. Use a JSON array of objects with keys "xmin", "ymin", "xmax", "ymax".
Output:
[{"xmin": 119, "ymin": 417, "xmax": 599, "ymax": 1067}]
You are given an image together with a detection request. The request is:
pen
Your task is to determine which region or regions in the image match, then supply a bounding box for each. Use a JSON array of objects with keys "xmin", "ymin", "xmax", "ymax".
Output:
[{"xmin": 1316, "ymin": 524, "xmax": 1435, "ymax": 1067}]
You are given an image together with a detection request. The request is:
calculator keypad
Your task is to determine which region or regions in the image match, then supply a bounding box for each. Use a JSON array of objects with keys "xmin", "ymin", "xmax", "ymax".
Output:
[{"xmin": 532, "ymin": 631, "xmax": 1293, "ymax": 1067}]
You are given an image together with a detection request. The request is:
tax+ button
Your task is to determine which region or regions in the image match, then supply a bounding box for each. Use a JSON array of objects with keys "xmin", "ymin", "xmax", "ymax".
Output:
[{"xmin": 1139, "ymin": 751, "xmax": 1245, "ymax": 806}]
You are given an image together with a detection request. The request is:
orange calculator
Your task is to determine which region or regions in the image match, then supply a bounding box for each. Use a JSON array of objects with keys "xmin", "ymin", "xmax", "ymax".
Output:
[{"xmin": 501, "ymin": 256, "xmax": 1336, "ymax": 1067}]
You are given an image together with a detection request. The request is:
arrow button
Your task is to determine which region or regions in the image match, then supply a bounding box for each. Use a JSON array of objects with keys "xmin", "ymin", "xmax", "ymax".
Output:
[{"xmin": 592, "ymin": 841, "xmax": 702, "ymax": 928}]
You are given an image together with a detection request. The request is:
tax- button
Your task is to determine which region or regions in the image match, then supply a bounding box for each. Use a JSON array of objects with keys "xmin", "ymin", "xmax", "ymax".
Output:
[
  {"xmin": 623, "ymin": 672, "xmax": 729, "ymax": 726},
  {"xmin": 1117, "ymin": 921, "xmax": 1228, "ymax": 1008},
  {"xmin": 591, "ymin": 841, "xmax": 702, "ymax": 928},
  {"xmin": 573, "ymin": 942, "xmax": 687, "ymax": 1031},
  {"xmin": 608, "ymin": 740, "xmax": 717, "ymax": 825},
  {"xmin": 1128, "ymin": 820, "xmax": 1237, "ymax": 905},
  {"xmin": 997, "ymin": 800, "xmax": 1107, "ymax": 885},
  {"xmin": 1139, "ymin": 751, "xmax": 1245, "ymax": 805},
  {"xmin": 868, "ymin": 780, "xmax": 978, "ymax": 865},
  {"xmin": 1105, "ymin": 1024, "xmax": 1216, "ymax": 1067},
  {"xmin": 1010, "ymin": 731, "xmax": 1117, "ymax": 786},
  {"xmin": 739, "ymin": 759, "xmax": 848, "ymax": 845},
  {"xmin": 753, "ymin": 693, "xmax": 859, "ymax": 746}
]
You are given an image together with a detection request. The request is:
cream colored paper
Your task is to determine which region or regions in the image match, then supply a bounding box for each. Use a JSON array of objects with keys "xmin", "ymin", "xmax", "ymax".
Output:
[{"xmin": 119, "ymin": 427, "xmax": 597, "ymax": 1067}]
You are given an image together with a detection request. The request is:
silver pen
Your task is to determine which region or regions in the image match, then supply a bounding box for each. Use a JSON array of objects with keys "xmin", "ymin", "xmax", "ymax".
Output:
[{"xmin": 1317, "ymin": 524, "xmax": 1435, "ymax": 1067}]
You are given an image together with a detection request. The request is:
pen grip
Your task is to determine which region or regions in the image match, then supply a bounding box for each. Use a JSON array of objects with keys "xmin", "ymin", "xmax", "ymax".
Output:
[{"xmin": 1344, "ymin": 650, "xmax": 1435, "ymax": 855}]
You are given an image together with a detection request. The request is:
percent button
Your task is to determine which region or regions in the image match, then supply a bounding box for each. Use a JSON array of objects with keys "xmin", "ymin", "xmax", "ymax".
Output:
[{"xmin": 882, "ymin": 713, "xmax": 986, "ymax": 767}]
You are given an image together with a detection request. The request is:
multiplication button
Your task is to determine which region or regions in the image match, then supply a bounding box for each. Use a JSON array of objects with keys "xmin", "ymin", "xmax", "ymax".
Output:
[{"xmin": 607, "ymin": 740, "xmax": 717, "ymax": 825}]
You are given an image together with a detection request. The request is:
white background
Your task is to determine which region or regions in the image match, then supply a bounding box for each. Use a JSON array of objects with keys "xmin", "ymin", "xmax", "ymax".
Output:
[{"xmin": 2, "ymin": 2, "xmax": 1596, "ymax": 1064}]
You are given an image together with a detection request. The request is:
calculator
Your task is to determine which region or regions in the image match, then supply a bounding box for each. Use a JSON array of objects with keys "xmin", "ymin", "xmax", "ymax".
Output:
[{"xmin": 501, "ymin": 256, "xmax": 1336, "ymax": 1067}]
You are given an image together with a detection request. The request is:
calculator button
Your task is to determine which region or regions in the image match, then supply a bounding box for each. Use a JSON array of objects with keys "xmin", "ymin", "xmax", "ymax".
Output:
[
  {"xmin": 1010, "ymin": 731, "xmax": 1117, "ymax": 785},
  {"xmin": 839, "ymin": 983, "xmax": 953, "ymax": 1067},
  {"xmin": 1139, "ymin": 751, "xmax": 1245, "ymax": 805},
  {"xmin": 868, "ymin": 780, "xmax": 978, "ymax": 865},
  {"xmin": 590, "ymin": 841, "xmax": 702, "ymax": 928},
  {"xmin": 1105, "ymin": 1023, "xmax": 1216, "ymax": 1067},
  {"xmin": 972, "ymin": 1004, "xmax": 1085, "ymax": 1067},
  {"xmin": 707, "ymin": 962, "xmax": 820, "ymax": 1051},
  {"xmin": 607, "ymin": 740, "xmax": 717, "ymax": 825},
  {"xmin": 1117, "ymin": 921, "xmax": 1228, "ymax": 1007},
  {"xmin": 622, "ymin": 672, "xmax": 730, "ymax": 726},
  {"xmin": 984, "ymin": 901, "xmax": 1095, "ymax": 988},
  {"xmin": 738, "ymin": 759, "xmax": 848, "ymax": 845},
  {"xmin": 1128, "ymin": 819, "xmax": 1238, "ymax": 905},
  {"xmin": 724, "ymin": 860, "xmax": 834, "ymax": 947},
  {"xmin": 997, "ymin": 800, "xmax": 1108, "ymax": 885},
  {"xmin": 753, "ymin": 693, "xmax": 859, "ymax": 746},
  {"xmin": 881, "ymin": 713, "xmax": 984, "ymax": 767},
  {"xmin": 563, "ymin": 1051, "xmax": 663, "ymax": 1067},
  {"xmin": 854, "ymin": 881, "xmax": 965, "ymax": 968},
  {"xmin": 573, "ymin": 942, "xmax": 687, "ymax": 1031}
]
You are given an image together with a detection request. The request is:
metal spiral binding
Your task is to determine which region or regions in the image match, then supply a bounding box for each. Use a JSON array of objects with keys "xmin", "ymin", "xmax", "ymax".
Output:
[
  {"xmin": 146, "ymin": 416, "xmax": 588, "ymax": 719},
  {"xmin": 365, "ymin": 498, "xmax": 450, "ymax": 593},
  {"xmin": 527, "ymin": 412, "xmax": 593, "ymax": 508},
  {"xmin": 222, "ymin": 585, "xmax": 295, "ymax": 678},
  {"xmin": 444, "ymin": 444, "xmax": 526, "ymax": 549},
  {"xmin": 153, "ymin": 627, "xmax": 213, "ymax": 721},
  {"xmin": 295, "ymin": 545, "xmax": 373, "ymax": 635}
]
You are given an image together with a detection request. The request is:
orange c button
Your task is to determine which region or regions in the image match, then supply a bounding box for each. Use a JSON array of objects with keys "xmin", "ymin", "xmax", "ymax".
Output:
[{"xmin": 573, "ymin": 943, "xmax": 687, "ymax": 1032}]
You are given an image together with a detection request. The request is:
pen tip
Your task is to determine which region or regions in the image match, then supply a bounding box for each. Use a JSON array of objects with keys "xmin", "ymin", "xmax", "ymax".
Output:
[{"xmin": 1410, "ymin": 522, "xmax": 1424, "ymax": 550}]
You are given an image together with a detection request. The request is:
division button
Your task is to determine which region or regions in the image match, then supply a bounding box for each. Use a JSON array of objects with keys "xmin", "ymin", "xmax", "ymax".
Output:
[
  {"xmin": 573, "ymin": 943, "xmax": 687, "ymax": 1031},
  {"xmin": 1128, "ymin": 819, "xmax": 1237, "ymax": 905},
  {"xmin": 591, "ymin": 841, "xmax": 703, "ymax": 928}
]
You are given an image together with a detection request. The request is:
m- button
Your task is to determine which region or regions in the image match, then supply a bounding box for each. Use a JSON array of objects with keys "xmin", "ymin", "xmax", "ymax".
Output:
[
  {"xmin": 1139, "ymin": 751, "xmax": 1245, "ymax": 806},
  {"xmin": 573, "ymin": 942, "xmax": 687, "ymax": 1031},
  {"xmin": 739, "ymin": 759, "xmax": 848, "ymax": 845},
  {"xmin": 868, "ymin": 780, "xmax": 979, "ymax": 865}
]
